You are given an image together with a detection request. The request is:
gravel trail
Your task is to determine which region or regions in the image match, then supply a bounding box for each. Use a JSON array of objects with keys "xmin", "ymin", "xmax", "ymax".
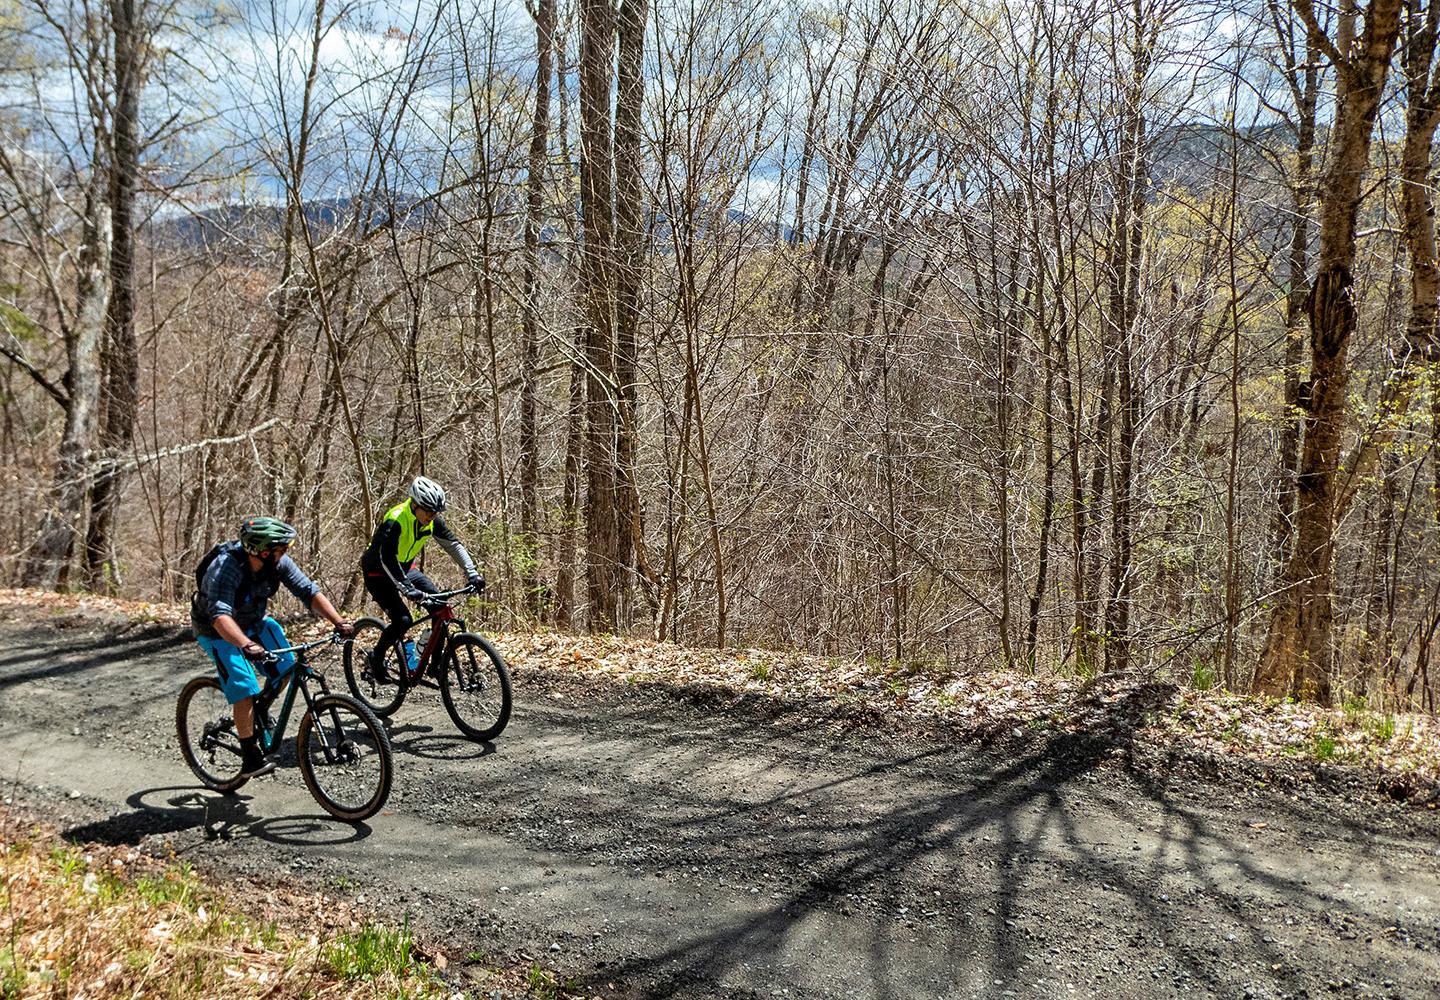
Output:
[{"xmin": 1, "ymin": 615, "xmax": 1437, "ymax": 999}]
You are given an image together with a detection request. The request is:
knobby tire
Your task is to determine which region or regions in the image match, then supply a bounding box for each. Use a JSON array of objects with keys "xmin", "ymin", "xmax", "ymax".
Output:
[
  {"xmin": 296, "ymin": 693, "xmax": 393, "ymax": 822},
  {"xmin": 438, "ymin": 632, "xmax": 512, "ymax": 742}
]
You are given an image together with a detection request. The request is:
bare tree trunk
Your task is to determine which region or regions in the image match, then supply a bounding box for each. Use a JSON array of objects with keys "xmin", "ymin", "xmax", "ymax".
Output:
[
  {"xmin": 1222, "ymin": 52, "xmax": 1246, "ymax": 690},
  {"xmin": 555, "ymin": 326, "xmax": 586, "ymax": 629},
  {"xmin": 552, "ymin": 28, "xmax": 583, "ymax": 630},
  {"xmin": 1257, "ymin": 0, "xmax": 1404, "ymax": 703},
  {"xmin": 83, "ymin": 0, "xmax": 144, "ymax": 591},
  {"xmin": 579, "ymin": 0, "xmax": 621, "ymax": 629},
  {"xmin": 519, "ymin": 0, "xmax": 555, "ymax": 618},
  {"xmin": 1347, "ymin": 1, "xmax": 1440, "ymax": 687},
  {"xmin": 1026, "ymin": 219, "xmax": 1055, "ymax": 670},
  {"xmin": 1103, "ymin": 6, "xmax": 1151, "ymax": 673},
  {"xmin": 1269, "ymin": 10, "xmax": 1319, "ymax": 569},
  {"xmin": 30, "ymin": 195, "xmax": 112, "ymax": 588},
  {"xmin": 612, "ymin": 0, "xmax": 648, "ymax": 626}
]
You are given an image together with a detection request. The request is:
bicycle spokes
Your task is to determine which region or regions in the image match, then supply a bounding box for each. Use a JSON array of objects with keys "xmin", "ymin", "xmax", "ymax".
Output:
[
  {"xmin": 438, "ymin": 634, "xmax": 512, "ymax": 742},
  {"xmin": 177, "ymin": 676, "xmax": 247, "ymax": 791},
  {"xmin": 298, "ymin": 696, "xmax": 392, "ymax": 819},
  {"xmin": 200, "ymin": 716, "xmax": 237, "ymax": 753}
]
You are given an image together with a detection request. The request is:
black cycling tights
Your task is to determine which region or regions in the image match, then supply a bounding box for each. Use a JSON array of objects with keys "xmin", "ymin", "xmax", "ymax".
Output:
[{"xmin": 364, "ymin": 568, "xmax": 439, "ymax": 657}]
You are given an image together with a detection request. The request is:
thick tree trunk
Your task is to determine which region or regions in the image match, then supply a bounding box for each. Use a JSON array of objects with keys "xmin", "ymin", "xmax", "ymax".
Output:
[
  {"xmin": 1257, "ymin": 264, "xmax": 1354, "ymax": 701},
  {"xmin": 519, "ymin": 0, "xmax": 555, "ymax": 618},
  {"xmin": 612, "ymin": 0, "xmax": 648, "ymax": 627},
  {"xmin": 30, "ymin": 195, "xmax": 112, "ymax": 588},
  {"xmin": 1256, "ymin": 0, "xmax": 1403, "ymax": 703},
  {"xmin": 578, "ymin": 0, "xmax": 621, "ymax": 629},
  {"xmin": 84, "ymin": 0, "xmax": 144, "ymax": 592}
]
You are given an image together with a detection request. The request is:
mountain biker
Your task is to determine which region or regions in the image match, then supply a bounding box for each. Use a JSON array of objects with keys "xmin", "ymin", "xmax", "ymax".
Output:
[
  {"xmin": 191, "ymin": 516, "xmax": 354, "ymax": 777},
  {"xmin": 360, "ymin": 476, "xmax": 485, "ymax": 678}
]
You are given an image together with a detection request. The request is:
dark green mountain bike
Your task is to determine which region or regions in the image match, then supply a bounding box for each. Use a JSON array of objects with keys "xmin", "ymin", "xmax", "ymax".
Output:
[{"xmin": 177, "ymin": 633, "xmax": 393, "ymax": 822}]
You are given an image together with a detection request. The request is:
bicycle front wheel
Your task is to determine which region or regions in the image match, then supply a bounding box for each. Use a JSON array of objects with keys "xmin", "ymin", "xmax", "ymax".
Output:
[
  {"xmin": 343, "ymin": 616, "xmax": 408, "ymax": 717},
  {"xmin": 439, "ymin": 633, "xmax": 512, "ymax": 742},
  {"xmin": 176, "ymin": 676, "xmax": 248, "ymax": 793},
  {"xmin": 296, "ymin": 694, "xmax": 393, "ymax": 822}
]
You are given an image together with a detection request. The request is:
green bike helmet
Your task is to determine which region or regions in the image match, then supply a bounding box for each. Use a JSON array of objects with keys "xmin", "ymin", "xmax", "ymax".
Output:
[{"xmin": 238, "ymin": 516, "xmax": 297, "ymax": 555}]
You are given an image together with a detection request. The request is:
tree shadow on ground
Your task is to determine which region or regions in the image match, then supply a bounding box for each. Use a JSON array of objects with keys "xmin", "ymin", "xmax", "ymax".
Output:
[
  {"xmin": 0, "ymin": 626, "xmax": 189, "ymax": 688},
  {"xmin": 574, "ymin": 681, "xmax": 1383, "ymax": 999}
]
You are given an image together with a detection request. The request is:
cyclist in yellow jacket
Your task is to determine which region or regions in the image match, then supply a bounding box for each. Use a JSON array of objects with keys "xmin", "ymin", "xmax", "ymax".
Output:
[{"xmin": 360, "ymin": 477, "xmax": 485, "ymax": 677}]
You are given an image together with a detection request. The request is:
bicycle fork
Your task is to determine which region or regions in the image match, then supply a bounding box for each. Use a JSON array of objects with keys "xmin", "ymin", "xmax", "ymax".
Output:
[{"xmin": 301, "ymin": 673, "xmax": 360, "ymax": 765}]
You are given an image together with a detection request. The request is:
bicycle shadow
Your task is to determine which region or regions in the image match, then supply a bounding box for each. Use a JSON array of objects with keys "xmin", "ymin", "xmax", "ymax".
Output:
[
  {"xmin": 62, "ymin": 786, "xmax": 374, "ymax": 847},
  {"xmin": 383, "ymin": 722, "xmax": 497, "ymax": 762}
]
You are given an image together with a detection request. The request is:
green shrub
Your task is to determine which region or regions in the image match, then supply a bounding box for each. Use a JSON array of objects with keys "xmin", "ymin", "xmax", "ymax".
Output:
[{"xmin": 1, "ymin": 947, "xmax": 23, "ymax": 1000}]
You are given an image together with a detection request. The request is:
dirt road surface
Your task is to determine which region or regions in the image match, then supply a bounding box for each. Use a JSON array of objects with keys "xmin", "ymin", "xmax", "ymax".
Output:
[{"xmin": 2, "ymin": 615, "xmax": 1438, "ymax": 999}]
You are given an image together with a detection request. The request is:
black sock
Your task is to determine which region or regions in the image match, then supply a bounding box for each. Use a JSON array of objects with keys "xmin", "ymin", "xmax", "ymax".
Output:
[{"xmin": 240, "ymin": 735, "xmax": 261, "ymax": 756}]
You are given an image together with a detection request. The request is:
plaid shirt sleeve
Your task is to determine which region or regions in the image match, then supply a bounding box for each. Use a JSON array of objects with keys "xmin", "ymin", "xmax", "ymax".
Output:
[
  {"xmin": 276, "ymin": 556, "xmax": 321, "ymax": 608},
  {"xmin": 203, "ymin": 553, "xmax": 245, "ymax": 623}
]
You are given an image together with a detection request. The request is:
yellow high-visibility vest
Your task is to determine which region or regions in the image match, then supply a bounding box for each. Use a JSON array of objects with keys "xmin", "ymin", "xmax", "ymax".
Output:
[{"xmin": 384, "ymin": 500, "xmax": 434, "ymax": 564}]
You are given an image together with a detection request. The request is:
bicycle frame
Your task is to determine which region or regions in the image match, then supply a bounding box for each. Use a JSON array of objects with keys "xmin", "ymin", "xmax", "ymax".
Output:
[
  {"xmin": 417, "ymin": 602, "xmax": 460, "ymax": 670},
  {"xmin": 254, "ymin": 636, "xmax": 340, "ymax": 753},
  {"xmin": 343, "ymin": 581, "xmax": 510, "ymax": 742},
  {"xmin": 388, "ymin": 585, "xmax": 473, "ymax": 681}
]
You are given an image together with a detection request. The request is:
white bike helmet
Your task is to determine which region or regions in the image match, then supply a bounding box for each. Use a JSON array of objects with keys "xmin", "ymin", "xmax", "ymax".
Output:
[{"xmin": 409, "ymin": 475, "xmax": 448, "ymax": 512}]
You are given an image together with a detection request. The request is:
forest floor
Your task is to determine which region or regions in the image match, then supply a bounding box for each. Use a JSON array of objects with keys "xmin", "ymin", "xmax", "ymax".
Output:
[{"xmin": 1, "ymin": 589, "xmax": 1438, "ymax": 998}]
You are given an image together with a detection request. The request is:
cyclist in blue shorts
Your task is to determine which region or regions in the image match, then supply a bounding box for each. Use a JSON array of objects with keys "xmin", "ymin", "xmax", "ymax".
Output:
[{"xmin": 191, "ymin": 516, "xmax": 353, "ymax": 777}]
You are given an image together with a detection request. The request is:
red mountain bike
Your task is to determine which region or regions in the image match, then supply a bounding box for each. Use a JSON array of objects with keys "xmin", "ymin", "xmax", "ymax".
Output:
[{"xmin": 342, "ymin": 584, "xmax": 512, "ymax": 742}]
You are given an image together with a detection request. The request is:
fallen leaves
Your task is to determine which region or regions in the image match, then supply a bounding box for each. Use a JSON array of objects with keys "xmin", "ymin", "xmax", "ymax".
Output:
[{"xmin": 0, "ymin": 810, "xmax": 441, "ymax": 1000}]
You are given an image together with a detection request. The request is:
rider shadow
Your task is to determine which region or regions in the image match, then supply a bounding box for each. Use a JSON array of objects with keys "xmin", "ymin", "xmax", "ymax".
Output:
[
  {"xmin": 383, "ymin": 722, "xmax": 496, "ymax": 762},
  {"xmin": 62, "ymin": 786, "xmax": 374, "ymax": 848}
]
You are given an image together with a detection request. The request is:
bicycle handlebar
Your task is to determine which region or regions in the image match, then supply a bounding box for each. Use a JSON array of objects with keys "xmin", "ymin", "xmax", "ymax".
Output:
[
  {"xmin": 419, "ymin": 583, "xmax": 479, "ymax": 605},
  {"xmin": 257, "ymin": 632, "xmax": 347, "ymax": 659}
]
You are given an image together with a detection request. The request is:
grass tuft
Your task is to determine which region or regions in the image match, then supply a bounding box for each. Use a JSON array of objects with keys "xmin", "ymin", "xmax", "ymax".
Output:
[
  {"xmin": 1190, "ymin": 660, "xmax": 1215, "ymax": 692},
  {"xmin": 1371, "ymin": 713, "xmax": 1397, "ymax": 743},
  {"xmin": 324, "ymin": 919, "xmax": 414, "ymax": 978}
]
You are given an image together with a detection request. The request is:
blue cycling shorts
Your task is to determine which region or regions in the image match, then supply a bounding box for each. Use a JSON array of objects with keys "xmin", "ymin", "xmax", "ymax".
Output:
[{"xmin": 194, "ymin": 617, "xmax": 296, "ymax": 704}]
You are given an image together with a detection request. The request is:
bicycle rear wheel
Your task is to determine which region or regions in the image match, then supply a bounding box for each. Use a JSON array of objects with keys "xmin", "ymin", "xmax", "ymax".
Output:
[
  {"xmin": 176, "ymin": 676, "xmax": 248, "ymax": 793},
  {"xmin": 296, "ymin": 693, "xmax": 393, "ymax": 822},
  {"xmin": 438, "ymin": 633, "xmax": 512, "ymax": 742},
  {"xmin": 343, "ymin": 616, "xmax": 408, "ymax": 717}
]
